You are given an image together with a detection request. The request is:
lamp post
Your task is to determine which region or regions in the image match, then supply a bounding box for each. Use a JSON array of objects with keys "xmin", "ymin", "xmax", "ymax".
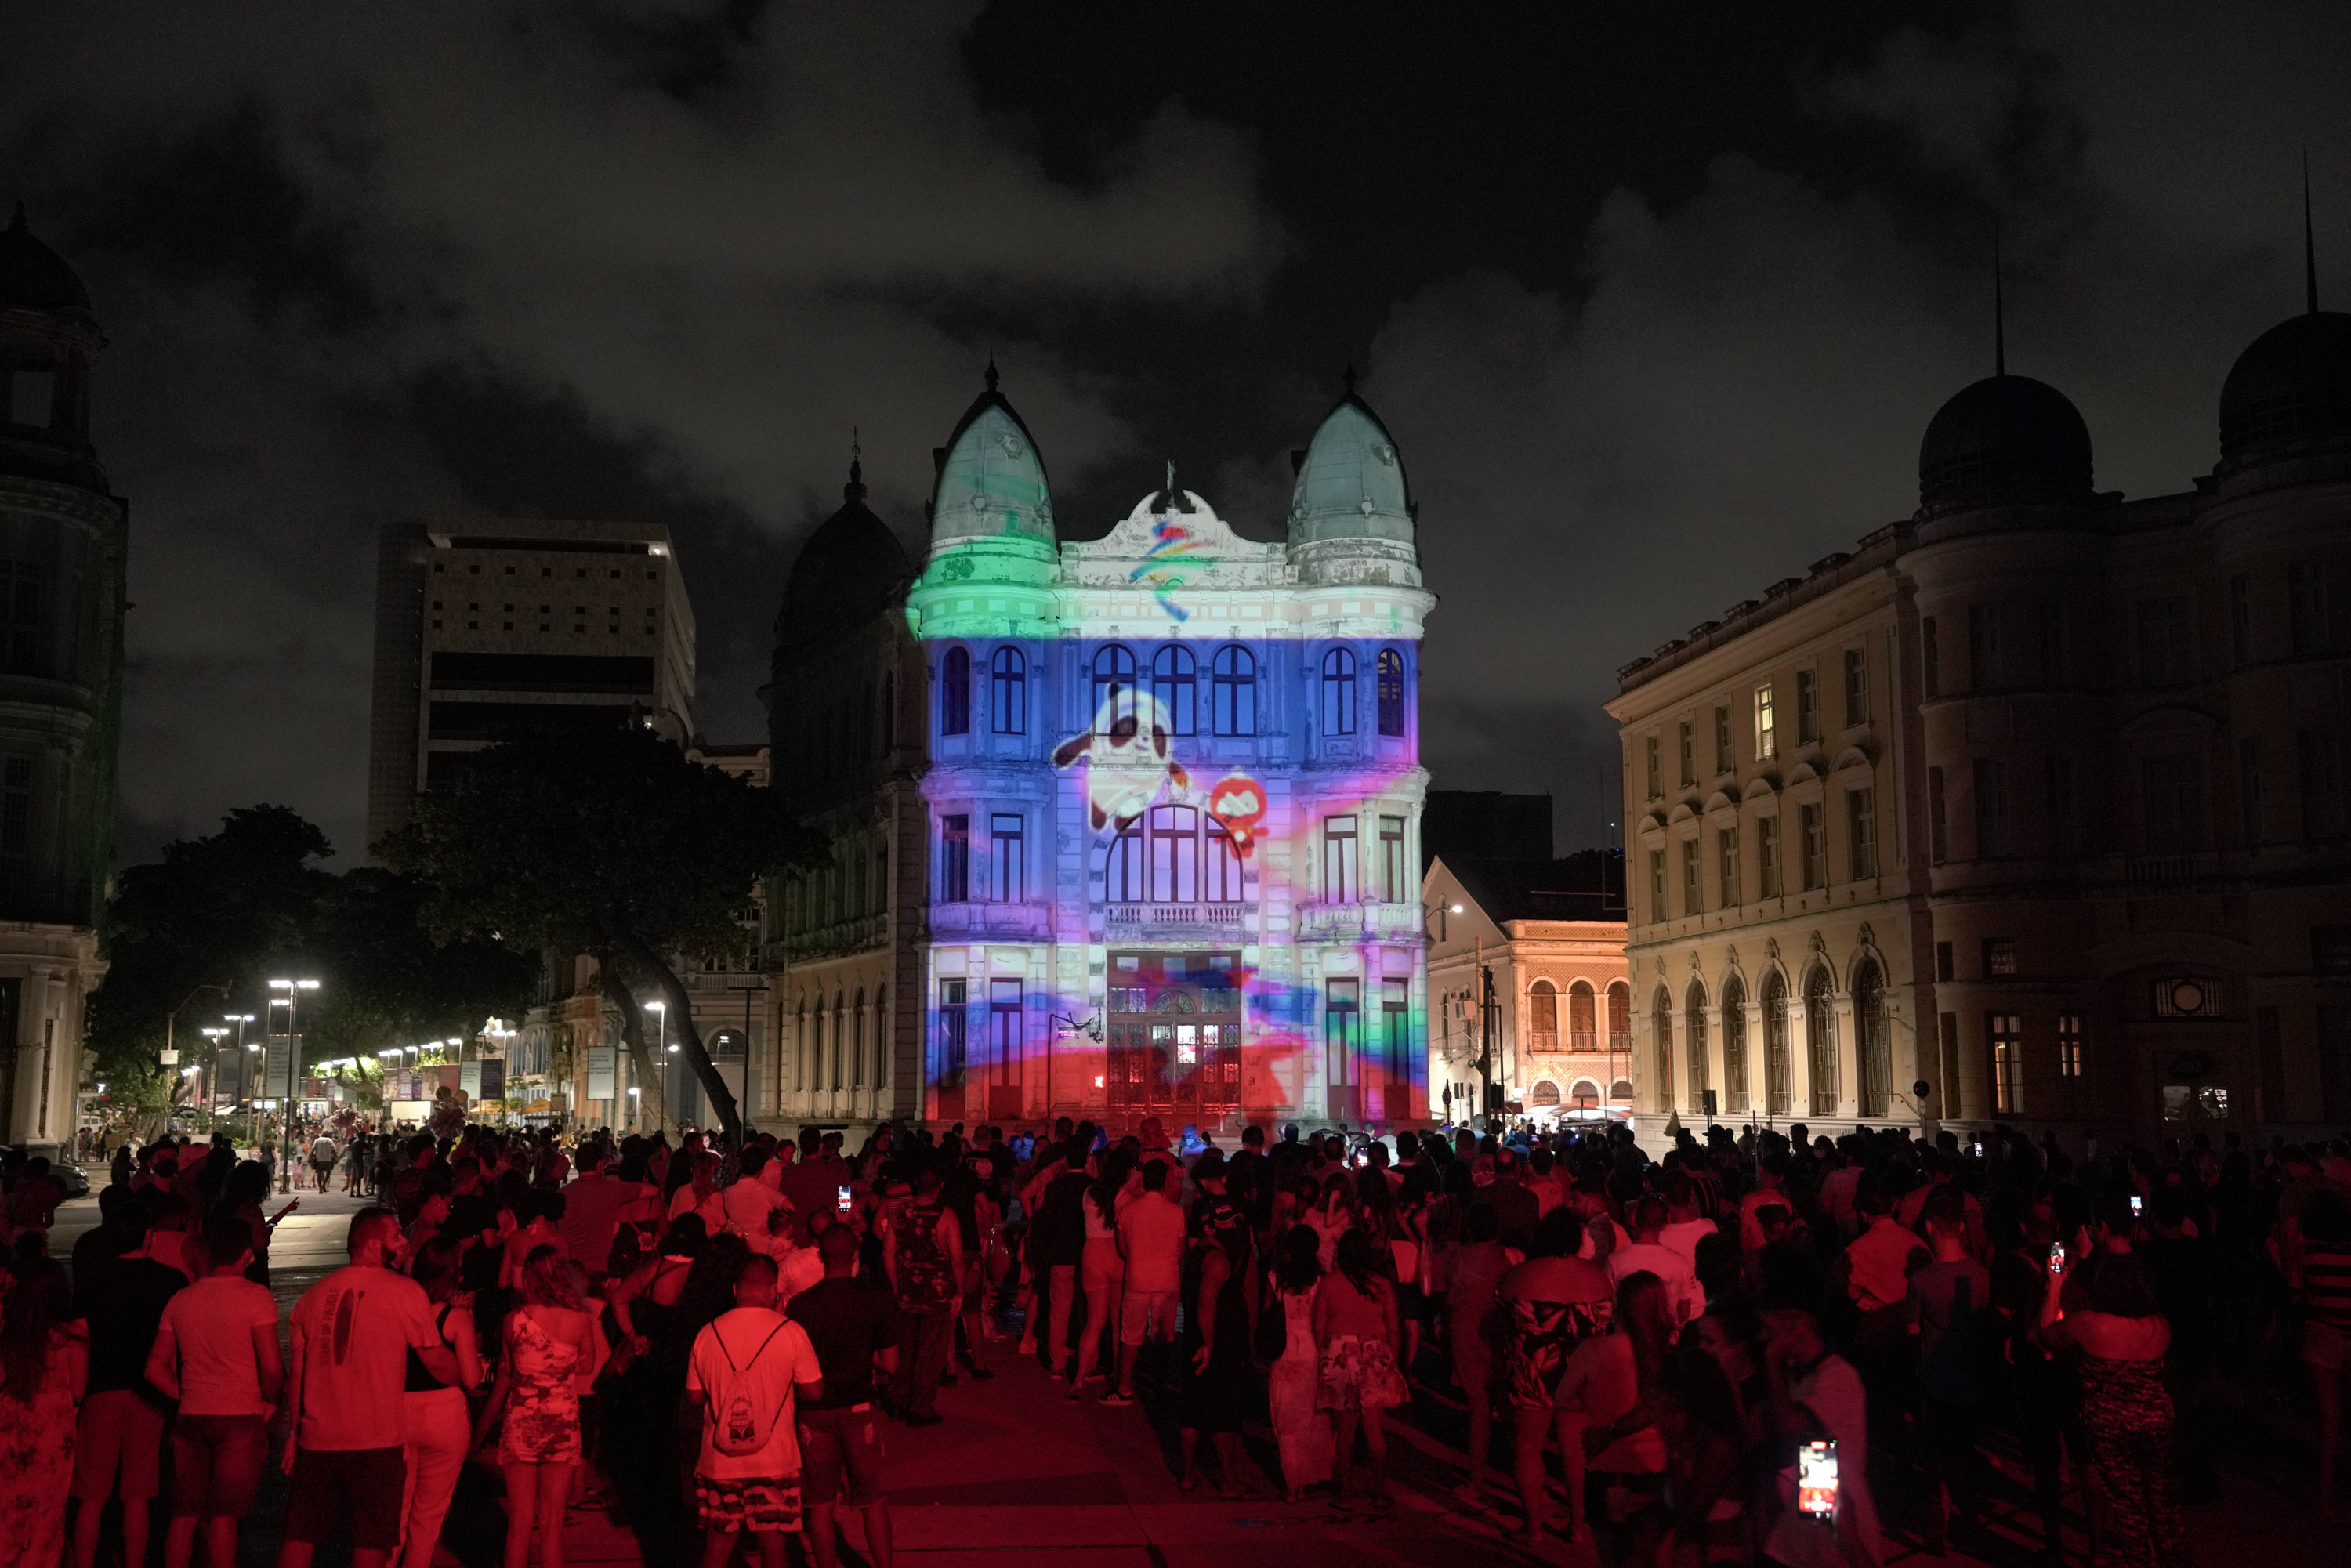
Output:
[
  {"xmin": 647, "ymin": 1001, "xmax": 670, "ymax": 1134},
  {"xmin": 162, "ymin": 984, "xmax": 227, "ymax": 1078},
  {"xmin": 267, "ymin": 979, "xmax": 320, "ymax": 1190}
]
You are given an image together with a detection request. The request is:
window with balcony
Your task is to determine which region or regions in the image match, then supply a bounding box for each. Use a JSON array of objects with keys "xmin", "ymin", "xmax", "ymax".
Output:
[
  {"xmin": 1148, "ymin": 805, "xmax": 1198, "ymax": 903},
  {"xmin": 1718, "ymin": 825, "xmax": 1739, "ymax": 907},
  {"xmin": 940, "ymin": 814, "xmax": 969, "ymax": 902},
  {"xmin": 1323, "ymin": 816, "xmax": 1358, "ymax": 902},
  {"xmin": 940, "ymin": 646, "xmax": 969, "ymax": 736},
  {"xmin": 939, "ymin": 980, "xmax": 966, "ymax": 1088},
  {"xmin": 1212, "ymin": 645, "xmax": 1256, "ymax": 736},
  {"xmin": 1569, "ymin": 980, "xmax": 1597, "ymax": 1052},
  {"xmin": 1680, "ymin": 837, "xmax": 1701, "ymax": 917},
  {"xmin": 1607, "ymin": 982, "xmax": 1632, "ymax": 1052},
  {"xmin": 1152, "ymin": 644, "xmax": 1195, "ymax": 736},
  {"xmin": 1106, "ymin": 816, "xmax": 1144, "ymax": 902},
  {"xmin": 1206, "ymin": 817, "xmax": 1244, "ymax": 902},
  {"xmin": 1529, "ymin": 980, "xmax": 1559, "ymax": 1052},
  {"xmin": 1321, "ymin": 647, "xmax": 1357, "ymax": 735},
  {"xmin": 1991, "ymin": 1013, "xmax": 2023, "ymax": 1112},
  {"xmin": 1379, "ymin": 815, "xmax": 1406, "ymax": 902},
  {"xmin": 990, "ymin": 646, "xmax": 1025, "ymax": 734},
  {"xmin": 988, "ymin": 813, "xmax": 1024, "ymax": 902},
  {"xmin": 1755, "ymin": 683, "xmax": 1776, "ymax": 760}
]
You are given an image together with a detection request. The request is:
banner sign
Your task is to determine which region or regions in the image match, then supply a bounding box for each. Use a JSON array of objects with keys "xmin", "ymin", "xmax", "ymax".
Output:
[
  {"xmin": 479, "ymin": 1058, "xmax": 505, "ymax": 1103},
  {"xmin": 585, "ymin": 1045, "xmax": 615, "ymax": 1101}
]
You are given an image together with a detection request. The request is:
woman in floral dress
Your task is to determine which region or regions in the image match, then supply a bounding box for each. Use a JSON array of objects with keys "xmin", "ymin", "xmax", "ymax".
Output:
[
  {"xmin": 476, "ymin": 1246, "xmax": 604, "ymax": 1568},
  {"xmin": 0, "ymin": 1258, "xmax": 87, "ymax": 1568}
]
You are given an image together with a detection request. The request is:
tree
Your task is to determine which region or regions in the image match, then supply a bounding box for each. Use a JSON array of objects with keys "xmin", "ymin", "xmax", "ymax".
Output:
[
  {"xmin": 89, "ymin": 806, "xmax": 534, "ymax": 1109},
  {"xmin": 381, "ymin": 724, "xmax": 818, "ymax": 1143}
]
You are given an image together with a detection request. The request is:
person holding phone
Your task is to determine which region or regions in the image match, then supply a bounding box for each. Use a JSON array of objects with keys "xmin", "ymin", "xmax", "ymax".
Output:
[
  {"xmin": 2035, "ymin": 1250, "xmax": 2185, "ymax": 1568},
  {"xmin": 1759, "ymin": 1287, "xmax": 1882, "ymax": 1568}
]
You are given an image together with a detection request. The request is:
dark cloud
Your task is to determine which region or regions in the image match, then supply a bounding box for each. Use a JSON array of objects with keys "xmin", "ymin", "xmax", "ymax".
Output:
[{"xmin": 1, "ymin": 2, "xmax": 2343, "ymax": 863}]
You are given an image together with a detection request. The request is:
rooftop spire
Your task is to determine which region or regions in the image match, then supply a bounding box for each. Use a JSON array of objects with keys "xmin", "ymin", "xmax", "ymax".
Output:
[
  {"xmin": 844, "ymin": 426, "xmax": 866, "ymax": 504},
  {"xmin": 1342, "ymin": 355, "xmax": 1357, "ymax": 396},
  {"xmin": 1993, "ymin": 221, "xmax": 2006, "ymax": 378},
  {"xmin": 984, "ymin": 356, "xmax": 998, "ymax": 393},
  {"xmin": 2304, "ymin": 147, "xmax": 2323, "ymax": 315}
]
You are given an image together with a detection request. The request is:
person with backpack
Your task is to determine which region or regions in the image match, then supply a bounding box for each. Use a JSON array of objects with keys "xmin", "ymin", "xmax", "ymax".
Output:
[
  {"xmin": 880, "ymin": 1169, "xmax": 962, "ymax": 1426},
  {"xmin": 686, "ymin": 1255, "xmax": 824, "ymax": 1568}
]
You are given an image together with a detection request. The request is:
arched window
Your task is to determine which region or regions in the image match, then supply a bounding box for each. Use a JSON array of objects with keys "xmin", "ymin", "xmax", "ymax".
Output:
[
  {"xmin": 1568, "ymin": 980, "xmax": 1597, "ymax": 1050},
  {"xmin": 793, "ymin": 998, "xmax": 807, "ymax": 1092},
  {"xmin": 1806, "ymin": 967, "xmax": 1839, "ymax": 1116},
  {"xmin": 873, "ymin": 985, "xmax": 887, "ymax": 1089},
  {"xmin": 1652, "ymin": 987, "xmax": 1675, "ymax": 1108},
  {"xmin": 852, "ymin": 987, "xmax": 867, "ymax": 1089},
  {"xmin": 1762, "ymin": 970, "xmax": 1791, "ymax": 1115},
  {"xmin": 1377, "ymin": 646, "xmax": 1406, "ymax": 736},
  {"xmin": 1722, "ymin": 974, "xmax": 1749, "ymax": 1114},
  {"xmin": 940, "ymin": 646, "xmax": 969, "ymax": 736},
  {"xmin": 830, "ymin": 990, "xmax": 846, "ymax": 1092},
  {"xmin": 1321, "ymin": 647, "xmax": 1357, "ymax": 736},
  {"xmin": 1212, "ymin": 646, "xmax": 1255, "ymax": 736},
  {"xmin": 1093, "ymin": 645, "xmax": 1136, "ymax": 737},
  {"xmin": 1528, "ymin": 980, "xmax": 1559, "ymax": 1052},
  {"xmin": 1205, "ymin": 816, "xmax": 1243, "ymax": 902},
  {"xmin": 1610, "ymin": 1078, "xmax": 1636, "ymax": 1102},
  {"xmin": 1568, "ymin": 1078, "xmax": 1601, "ymax": 1107},
  {"xmin": 1148, "ymin": 804, "xmax": 1199, "ymax": 903},
  {"xmin": 1152, "ymin": 645, "xmax": 1196, "ymax": 737},
  {"xmin": 1853, "ymin": 961, "xmax": 1889, "ymax": 1117},
  {"xmin": 1607, "ymin": 982, "xmax": 1632, "ymax": 1052},
  {"xmin": 1684, "ymin": 981, "xmax": 1709, "ymax": 1111},
  {"xmin": 1528, "ymin": 1079, "xmax": 1561, "ymax": 1106},
  {"xmin": 1105, "ymin": 816, "xmax": 1145, "ymax": 903},
  {"xmin": 991, "ymin": 646, "xmax": 1025, "ymax": 734}
]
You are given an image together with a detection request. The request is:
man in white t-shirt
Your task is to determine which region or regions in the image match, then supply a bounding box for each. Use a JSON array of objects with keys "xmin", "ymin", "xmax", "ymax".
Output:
[
  {"xmin": 1656, "ymin": 1170, "xmax": 1719, "ymax": 1266},
  {"xmin": 686, "ymin": 1255, "xmax": 824, "ymax": 1567},
  {"xmin": 1609, "ymin": 1195, "xmax": 1705, "ymax": 1326},
  {"xmin": 722, "ymin": 1149, "xmax": 793, "ymax": 1238},
  {"xmin": 280, "ymin": 1210, "xmax": 460, "ymax": 1568},
  {"xmin": 148, "ymin": 1211, "xmax": 284, "ymax": 1568}
]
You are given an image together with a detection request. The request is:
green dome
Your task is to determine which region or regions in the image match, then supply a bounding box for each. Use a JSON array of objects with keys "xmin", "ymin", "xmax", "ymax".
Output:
[
  {"xmin": 1288, "ymin": 392, "xmax": 1414, "ymax": 546},
  {"xmin": 929, "ymin": 367, "xmax": 1054, "ymax": 549}
]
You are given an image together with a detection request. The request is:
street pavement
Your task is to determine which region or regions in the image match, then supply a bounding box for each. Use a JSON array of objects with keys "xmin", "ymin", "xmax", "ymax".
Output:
[{"xmin": 45, "ymin": 1169, "xmax": 2346, "ymax": 1566}]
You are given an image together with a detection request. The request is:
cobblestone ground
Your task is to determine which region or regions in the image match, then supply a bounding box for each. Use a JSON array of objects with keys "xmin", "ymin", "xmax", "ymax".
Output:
[{"xmin": 49, "ymin": 1179, "xmax": 2345, "ymax": 1568}]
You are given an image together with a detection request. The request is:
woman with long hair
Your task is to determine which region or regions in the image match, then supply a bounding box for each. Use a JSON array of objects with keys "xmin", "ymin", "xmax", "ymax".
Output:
[
  {"xmin": 1356, "ymin": 1169, "xmax": 1425, "ymax": 1382},
  {"xmin": 1070, "ymin": 1149, "xmax": 1136, "ymax": 1395},
  {"xmin": 400, "ymin": 1237, "xmax": 485, "ymax": 1568},
  {"xmin": 1559, "ymin": 1270, "xmax": 1676, "ymax": 1561},
  {"xmin": 1498, "ymin": 1207, "xmax": 1616, "ymax": 1545},
  {"xmin": 1178, "ymin": 1204, "xmax": 1258, "ymax": 1497},
  {"xmin": 0, "ymin": 1257, "xmax": 85, "ymax": 1568},
  {"xmin": 1266, "ymin": 1224, "xmax": 1334, "ymax": 1501},
  {"xmin": 476, "ymin": 1245, "xmax": 603, "ymax": 1568},
  {"xmin": 1313, "ymin": 1227, "xmax": 1408, "ymax": 1511},
  {"xmin": 2037, "ymin": 1250, "xmax": 2186, "ymax": 1568}
]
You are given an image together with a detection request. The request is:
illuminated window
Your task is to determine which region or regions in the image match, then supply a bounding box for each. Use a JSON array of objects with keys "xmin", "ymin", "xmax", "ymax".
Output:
[
  {"xmin": 987, "ymin": 979, "xmax": 1023, "ymax": 1090},
  {"xmin": 1991, "ymin": 1014, "xmax": 2023, "ymax": 1112},
  {"xmin": 990, "ymin": 646, "xmax": 1025, "ymax": 734},
  {"xmin": 940, "ymin": 814, "xmax": 969, "ymax": 902},
  {"xmin": 1568, "ymin": 980, "xmax": 1596, "ymax": 1051},
  {"xmin": 1321, "ymin": 647, "xmax": 1357, "ymax": 735},
  {"xmin": 1323, "ymin": 816, "xmax": 1358, "ymax": 902},
  {"xmin": 1754, "ymin": 683, "xmax": 1776, "ymax": 759},
  {"xmin": 2058, "ymin": 1012, "xmax": 2083, "ymax": 1079},
  {"xmin": 1105, "ymin": 816, "xmax": 1145, "ymax": 902},
  {"xmin": 1093, "ymin": 645, "xmax": 1137, "ymax": 735},
  {"xmin": 1377, "ymin": 646, "xmax": 1405, "ymax": 736},
  {"xmin": 1147, "ymin": 805, "xmax": 1198, "ymax": 903},
  {"xmin": 1326, "ymin": 979, "xmax": 1360, "ymax": 1089},
  {"xmin": 1211, "ymin": 646, "xmax": 1255, "ymax": 735},
  {"xmin": 1205, "ymin": 817, "xmax": 1244, "ymax": 902},
  {"xmin": 1529, "ymin": 980, "xmax": 1558, "ymax": 1052},
  {"xmin": 1152, "ymin": 644, "xmax": 1196, "ymax": 736},
  {"xmin": 1983, "ymin": 937, "xmax": 2016, "ymax": 976},
  {"xmin": 940, "ymin": 647, "xmax": 969, "ymax": 736},
  {"xmin": 1607, "ymin": 983, "xmax": 1632, "ymax": 1052}
]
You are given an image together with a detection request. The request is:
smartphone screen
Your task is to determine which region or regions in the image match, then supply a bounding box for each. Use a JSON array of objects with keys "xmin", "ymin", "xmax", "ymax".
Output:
[
  {"xmin": 2048, "ymin": 1240, "xmax": 2067, "ymax": 1276},
  {"xmin": 1797, "ymin": 1439, "xmax": 1838, "ymax": 1518},
  {"xmin": 836, "ymin": 1183, "xmax": 853, "ymax": 1213},
  {"xmin": 2130, "ymin": 1194, "xmax": 2143, "ymax": 1216}
]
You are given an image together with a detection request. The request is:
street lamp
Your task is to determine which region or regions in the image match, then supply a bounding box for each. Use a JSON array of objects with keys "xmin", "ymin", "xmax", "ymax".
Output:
[
  {"xmin": 646, "ymin": 1001, "xmax": 673, "ymax": 1132},
  {"xmin": 266, "ymin": 979, "xmax": 321, "ymax": 1191}
]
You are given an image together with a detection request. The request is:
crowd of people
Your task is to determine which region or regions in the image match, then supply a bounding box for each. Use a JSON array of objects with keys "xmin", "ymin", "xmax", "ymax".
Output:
[{"xmin": 0, "ymin": 1112, "xmax": 2346, "ymax": 1568}]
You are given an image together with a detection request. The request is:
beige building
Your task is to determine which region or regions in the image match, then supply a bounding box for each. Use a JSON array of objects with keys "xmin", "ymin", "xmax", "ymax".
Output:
[
  {"xmin": 1422, "ymin": 853, "xmax": 1631, "ymax": 1123},
  {"xmin": 1609, "ymin": 297, "xmax": 2351, "ymax": 1146}
]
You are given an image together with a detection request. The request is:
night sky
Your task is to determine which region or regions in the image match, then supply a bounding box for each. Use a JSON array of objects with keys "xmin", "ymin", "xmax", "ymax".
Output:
[{"xmin": 3, "ymin": 2, "xmax": 2345, "ymax": 866}]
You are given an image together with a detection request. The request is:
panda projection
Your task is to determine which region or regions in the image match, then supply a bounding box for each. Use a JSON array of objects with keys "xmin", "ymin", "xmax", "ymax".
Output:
[{"xmin": 1052, "ymin": 690, "xmax": 1190, "ymax": 829}]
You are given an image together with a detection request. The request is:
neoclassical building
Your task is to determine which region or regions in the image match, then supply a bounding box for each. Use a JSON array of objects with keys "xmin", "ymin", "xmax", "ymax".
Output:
[
  {"xmin": 769, "ymin": 371, "xmax": 1437, "ymax": 1134},
  {"xmin": 1610, "ymin": 288, "xmax": 2351, "ymax": 1146},
  {"xmin": 0, "ymin": 206, "xmax": 126, "ymax": 1158}
]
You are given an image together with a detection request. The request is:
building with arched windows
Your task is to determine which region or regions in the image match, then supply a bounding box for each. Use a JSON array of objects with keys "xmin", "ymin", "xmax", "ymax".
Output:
[
  {"xmin": 1609, "ymin": 281, "xmax": 2351, "ymax": 1146},
  {"xmin": 0, "ymin": 207, "xmax": 125, "ymax": 1157},
  {"xmin": 767, "ymin": 371, "xmax": 1436, "ymax": 1133}
]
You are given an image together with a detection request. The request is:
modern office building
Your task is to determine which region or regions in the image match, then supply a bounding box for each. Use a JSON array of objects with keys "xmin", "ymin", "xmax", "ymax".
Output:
[
  {"xmin": 0, "ymin": 205, "xmax": 127, "ymax": 1158},
  {"xmin": 768, "ymin": 370, "xmax": 1438, "ymax": 1135},
  {"xmin": 1608, "ymin": 284, "xmax": 2351, "ymax": 1145},
  {"xmin": 365, "ymin": 516, "xmax": 697, "ymax": 853}
]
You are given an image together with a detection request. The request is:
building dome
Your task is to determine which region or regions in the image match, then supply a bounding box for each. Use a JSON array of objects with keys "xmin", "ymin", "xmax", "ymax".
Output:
[
  {"xmin": 1288, "ymin": 388, "xmax": 1414, "ymax": 546},
  {"xmin": 929, "ymin": 364, "xmax": 1053, "ymax": 549},
  {"xmin": 2216, "ymin": 310, "xmax": 2351, "ymax": 474},
  {"xmin": 0, "ymin": 203, "xmax": 92, "ymax": 316},
  {"xmin": 777, "ymin": 461, "xmax": 911, "ymax": 647},
  {"xmin": 1917, "ymin": 374, "xmax": 2093, "ymax": 514}
]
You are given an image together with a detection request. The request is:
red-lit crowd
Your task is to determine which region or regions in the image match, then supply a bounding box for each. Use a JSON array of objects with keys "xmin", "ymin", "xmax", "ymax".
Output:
[{"xmin": 2, "ymin": 1116, "xmax": 2349, "ymax": 1568}]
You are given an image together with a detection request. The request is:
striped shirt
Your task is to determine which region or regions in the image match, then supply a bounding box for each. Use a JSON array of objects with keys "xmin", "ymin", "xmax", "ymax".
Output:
[{"xmin": 2307, "ymin": 1243, "xmax": 2351, "ymax": 1332}]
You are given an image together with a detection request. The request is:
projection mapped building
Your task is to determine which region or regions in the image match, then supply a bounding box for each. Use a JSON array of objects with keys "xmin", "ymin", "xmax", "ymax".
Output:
[{"xmin": 769, "ymin": 369, "xmax": 1435, "ymax": 1134}]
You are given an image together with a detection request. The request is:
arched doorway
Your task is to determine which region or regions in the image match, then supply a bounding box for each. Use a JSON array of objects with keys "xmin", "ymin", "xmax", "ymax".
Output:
[
  {"xmin": 1721, "ymin": 973, "xmax": 1748, "ymax": 1115},
  {"xmin": 1684, "ymin": 982, "xmax": 1710, "ymax": 1113},
  {"xmin": 1853, "ymin": 961, "xmax": 1889, "ymax": 1117},
  {"xmin": 1651, "ymin": 987, "xmax": 1675, "ymax": 1110},
  {"xmin": 1806, "ymin": 968, "xmax": 1838, "ymax": 1116},
  {"xmin": 1762, "ymin": 970, "xmax": 1790, "ymax": 1116}
]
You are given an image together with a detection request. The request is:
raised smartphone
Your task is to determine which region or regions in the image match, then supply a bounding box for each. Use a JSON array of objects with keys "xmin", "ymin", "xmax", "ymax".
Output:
[{"xmin": 1798, "ymin": 1439, "xmax": 1838, "ymax": 1518}]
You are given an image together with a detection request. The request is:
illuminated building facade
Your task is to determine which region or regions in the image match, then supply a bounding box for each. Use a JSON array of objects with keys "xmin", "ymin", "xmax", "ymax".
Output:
[
  {"xmin": 1608, "ymin": 291, "xmax": 2351, "ymax": 1145},
  {"xmin": 772, "ymin": 371, "xmax": 1436, "ymax": 1134}
]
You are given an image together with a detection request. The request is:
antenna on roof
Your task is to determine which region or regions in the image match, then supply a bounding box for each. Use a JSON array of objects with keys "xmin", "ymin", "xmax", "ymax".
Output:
[
  {"xmin": 2306, "ymin": 146, "xmax": 2320, "ymax": 314},
  {"xmin": 984, "ymin": 356, "xmax": 999, "ymax": 392},
  {"xmin": 845, "ymin": 425, "xmax": 865, "ymax": 502},
  {"xmin": 1343, "ymin": 355, "xmax": 1357, "ymax": 396},
  {"xmin": 1993, "ymin": 220, "xmax": 2006, "ymax": 378}
]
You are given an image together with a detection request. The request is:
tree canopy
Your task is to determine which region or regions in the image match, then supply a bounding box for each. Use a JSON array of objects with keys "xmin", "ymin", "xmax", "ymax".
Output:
[
  {"xmin": 381, "ymin": 723, "xmax": 818, "ymax": 1142},
  {"xmin": 89, "ymin": 805, "xmax": 536, "ymax": 1109}
]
